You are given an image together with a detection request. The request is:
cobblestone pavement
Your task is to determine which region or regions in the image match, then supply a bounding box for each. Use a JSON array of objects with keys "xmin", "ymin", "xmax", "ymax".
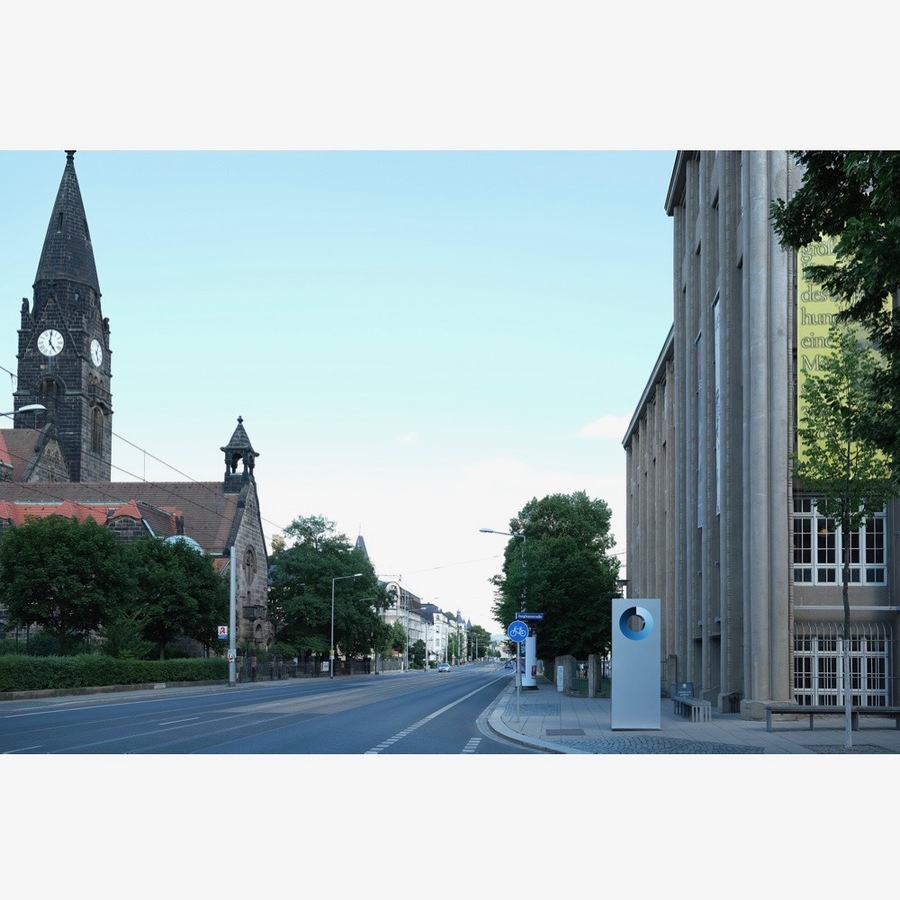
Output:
[{"xmin": 555, "ymin": 736, "xmax": 765, "ymax": 753}]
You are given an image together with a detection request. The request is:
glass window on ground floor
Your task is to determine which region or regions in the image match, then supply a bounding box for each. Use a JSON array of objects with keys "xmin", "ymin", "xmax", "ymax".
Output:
[{"xmin": 793, "ymin": 622, "xmax": 893, "ymax": 707}]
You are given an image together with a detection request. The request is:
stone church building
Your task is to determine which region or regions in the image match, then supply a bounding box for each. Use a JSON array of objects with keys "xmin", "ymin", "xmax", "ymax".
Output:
[{"xmin": 0, "ymin": 151, "xmax": 274, "ymax": 650}]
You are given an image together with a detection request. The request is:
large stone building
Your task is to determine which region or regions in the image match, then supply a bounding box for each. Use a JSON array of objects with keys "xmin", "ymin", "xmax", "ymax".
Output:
[
  {"xmin": 623, "ymin": 151, "xmax": 899, "ymax": 716},
  {"xmin": 0, "ymin": 151, "xmax": 273, "ymax": 650}
]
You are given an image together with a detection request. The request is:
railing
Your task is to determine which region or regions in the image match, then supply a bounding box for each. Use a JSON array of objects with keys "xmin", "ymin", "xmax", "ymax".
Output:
[
  {"xmin": 235, "ymin": 654, "xmax": 374, "ymax": 681},
  {"xmin": 569, "ymin": 660, "xmax": 589, "ymax": 694}
]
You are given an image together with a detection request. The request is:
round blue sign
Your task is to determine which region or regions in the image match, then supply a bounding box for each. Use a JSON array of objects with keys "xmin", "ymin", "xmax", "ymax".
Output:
[
  {"xmin": 618, "ymin": 605, "xmax": 655, "ymax": 641},
  {"xmin": 507, "ymin": 621, "xmax": 529, "ymax": 643}
]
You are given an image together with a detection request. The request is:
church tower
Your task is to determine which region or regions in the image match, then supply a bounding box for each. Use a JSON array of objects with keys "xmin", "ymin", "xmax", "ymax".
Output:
[
  {"xmin": 14, "ymin": 151, "xmax": 112, "ymax": 482},
  {"xmin": 221, "ymin": 416, "xmax": 259, "ymax": 494}
]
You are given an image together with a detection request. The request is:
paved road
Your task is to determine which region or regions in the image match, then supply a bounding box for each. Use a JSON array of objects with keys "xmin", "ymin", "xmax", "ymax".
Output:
[{"xmin": 0, "ymin": 664, "xmax": 537, "ymax": 754}]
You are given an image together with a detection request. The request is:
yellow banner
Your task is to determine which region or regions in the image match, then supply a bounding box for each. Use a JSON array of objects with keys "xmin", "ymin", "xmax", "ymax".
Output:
[
  {"xmin": 796, "ymin": 237, "xmax": 889, "ymax": 462},
  {"xmin": 796, "ymin": 237, "xmax": 842, "ymax": 461}
]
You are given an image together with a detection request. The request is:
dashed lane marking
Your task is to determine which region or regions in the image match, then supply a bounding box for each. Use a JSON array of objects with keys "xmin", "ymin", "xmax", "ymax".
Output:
[{"xmin": 365, "ymin": 680, "xmax": 498, "ymax": 754}]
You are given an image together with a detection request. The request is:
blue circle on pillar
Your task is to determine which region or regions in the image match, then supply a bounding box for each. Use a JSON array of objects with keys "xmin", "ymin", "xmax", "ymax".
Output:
[
  {"xmin": 619, "ymin": 605, "xmax": 654, "ymax": 641},
  {"xmin": 507, "ymin": 621, "xmax": 528, "ymax": 643}
]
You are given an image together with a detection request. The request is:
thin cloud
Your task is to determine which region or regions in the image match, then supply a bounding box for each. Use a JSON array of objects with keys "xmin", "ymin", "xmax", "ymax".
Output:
[{"xmin": 579, "ymin": 414, "xmax": 630, "ymax": 440}]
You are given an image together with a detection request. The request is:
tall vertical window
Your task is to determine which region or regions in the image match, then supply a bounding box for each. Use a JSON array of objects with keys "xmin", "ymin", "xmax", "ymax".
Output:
[
  {"xmin": 792, "ymin": 496, "xmax": 887, "ymax": 585},
  {"xmin": 713, "ymin": 295, "xmax": 721, "ymax": 517},
  {"xmin": 91, "ymin": 408, "xmax": 104, "ymax": 455},
  {"xmin": 695, "ymin": 331, "xmax": 703, "ymax": 528},
  {"xmin": 38, "ymin": 378, "xmax": 61, "ymax": 418}
]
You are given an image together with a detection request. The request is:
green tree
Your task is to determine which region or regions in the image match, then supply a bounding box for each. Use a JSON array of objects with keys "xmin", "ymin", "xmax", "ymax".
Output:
[
  {"xmin": 97, "ymin": 608, "xmax": 154, "ymax": 660},
  {"xmin": 122, "ymin": 538, "xmax": 228, "ymax": 659},
  {"xmin": 466, "ymin": 624, "xmax": 492, "ymax": 660},
  {"xmin": 793, "ymin": 323, "xmax": 898, "ymax": 748},
  {"xmin": 0, "ymin": 515, "xmax": 126, "ymax": 655},
  {"xmin": 491, "ymin": 491, "xmax": 619, "ymax": 662},
  {"xmin": 771, "ymin": 151, "xmax": 900, "ymax": 472},
  {"xmin": 268, "ymin": 515, "xmax": 388, "ymax": 663},
  {"xmin": 388, "ymin": 621, "xmax": 407, "ymax": 654},
  {"xmin": 409, "ymin": 638, "xmax": 426, "ymax": 670}
]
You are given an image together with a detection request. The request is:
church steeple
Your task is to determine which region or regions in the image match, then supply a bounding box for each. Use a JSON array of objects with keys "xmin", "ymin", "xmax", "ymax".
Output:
[
  {"xmin": 14, "ymin": 150, "xmax": 112, "ymax": 483},
  {"xmin": 32, "ymin": 150, "xmax": 101, "ymax": 316},
  {"xmin": 222, "ymin": 416, "xmax": 259, "ymax": 493}
]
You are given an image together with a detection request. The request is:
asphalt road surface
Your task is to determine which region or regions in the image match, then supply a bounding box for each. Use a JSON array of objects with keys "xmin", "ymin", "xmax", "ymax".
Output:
[{"xmin": 0, "ymin": 662, "xmax": 538, "ymax": 754}]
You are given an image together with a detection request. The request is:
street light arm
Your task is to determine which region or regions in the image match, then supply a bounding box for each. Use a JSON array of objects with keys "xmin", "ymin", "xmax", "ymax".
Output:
[
  {"xmin": 1, "ymin": 404, "xmax": 47, "ymax": 418},
  {"xmin": 330, "ymin": 573, "xmax": 364, "ymax": 679},
  {"xmin": 480, "ymin": 527, "xmax": 524, "ymax": 540},
  {"xmin": 480, "ymin": 526, "xmax": 527, "ymax": 609}
]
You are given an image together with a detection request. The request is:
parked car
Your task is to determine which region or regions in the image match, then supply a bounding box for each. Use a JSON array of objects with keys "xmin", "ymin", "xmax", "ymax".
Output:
[{"xmin": 437, "ymin": 662, "xmax": 451, "ymax": 672}]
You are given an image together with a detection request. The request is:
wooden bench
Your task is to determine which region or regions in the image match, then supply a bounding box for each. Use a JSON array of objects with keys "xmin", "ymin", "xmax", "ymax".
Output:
[
  {"xmin": 672, "ymin": 696, "xmax": 712, "ymax": 723},
  {"xmin": 766, "ymin": 705, "xmax": 900, "ymax": 732}
]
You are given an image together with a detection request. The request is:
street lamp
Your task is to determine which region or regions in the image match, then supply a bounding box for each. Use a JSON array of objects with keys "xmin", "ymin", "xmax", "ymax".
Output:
[
  {"xmin": 331, "ymin": 573, "xmax": 363, "ymax": 678},
  {"xmin": 480, "ymin": 527, "xmax": 528, "ymax": 716},
  {"xmin": 0, "ymin": 404, "xmax": 46, "ymax": 419},
  {"xmin": 479, "ymin": 528, "xmax": 526, "ymax": 608}
]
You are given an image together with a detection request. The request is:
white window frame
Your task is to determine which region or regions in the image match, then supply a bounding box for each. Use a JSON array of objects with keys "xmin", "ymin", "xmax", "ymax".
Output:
[
  {"xmin": 793, "ymin": 625, "xmax": 892, "ymax": 707},
  {"xmin": 792, "ymin": 497, "xmax": 887, "ymax": 586}
]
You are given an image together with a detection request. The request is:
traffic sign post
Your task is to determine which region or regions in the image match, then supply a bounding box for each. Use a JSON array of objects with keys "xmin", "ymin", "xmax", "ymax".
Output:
[
  {"xmin": 514, "ymin": 614, "xmax": 542, "ymax": 689},
  {"xmin": 507, "ymin": 621, "xmax": 528, "ymax": 642},
  {"xmin": 506, "ymin": 620, "xmax": 530, "ymax": 719}
]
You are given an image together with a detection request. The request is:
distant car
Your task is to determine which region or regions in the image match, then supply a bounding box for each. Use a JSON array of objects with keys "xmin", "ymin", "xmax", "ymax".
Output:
[
  {"xmin": 504, "ymin": 661, "xmax": 514, "ymax": 670},
  {"xmin": 437, "ymin": 662, "xmax": 451, "ymax": 672}
]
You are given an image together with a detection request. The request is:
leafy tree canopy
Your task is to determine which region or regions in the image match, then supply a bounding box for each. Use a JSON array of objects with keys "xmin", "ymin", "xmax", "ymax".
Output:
[
  {"xmin": 795, "ymin": 323, "xmax": 896, "ymax": 528},
  {"xmin": 466, "ymin": 624, "xmax": 492, "ymax": 658},
  {"xmin": 0, "ymin": 515, "xmax": 127, "ymax": 655},
  {"xmin": 269, "ymin": 515, "xmax": 389, "ymax": 658},
  {"xmin": 122, "ymin": 537, "xmax": 228, "ymax": 659},
  {"xmin": 491, "ymin": 491, "xmax": 619, "ymax": 661},
  {"xmin": 771, "ymin": 151, "xmax": 900, "ymax": 470}
]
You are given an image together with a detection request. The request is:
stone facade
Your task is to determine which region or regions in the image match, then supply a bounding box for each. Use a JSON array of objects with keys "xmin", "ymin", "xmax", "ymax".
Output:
[
  {"xmin": 14, "ymin": 151, "xmax": 112, "ymax": 483},
  {"xmin": 624, "ymin": 151, "xmax": 900, "ymax": 715}
]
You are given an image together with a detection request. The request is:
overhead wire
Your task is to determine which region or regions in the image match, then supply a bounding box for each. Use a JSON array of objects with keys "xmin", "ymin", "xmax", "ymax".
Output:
[{"xmin": 1, "ymin": 360, "xmax": 509, "ymax": 593}]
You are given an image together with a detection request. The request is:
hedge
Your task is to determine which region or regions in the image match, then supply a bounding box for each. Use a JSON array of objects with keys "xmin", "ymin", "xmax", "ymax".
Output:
[{"xmin": 0, "ymin": 654, "xmax": 228, "ymax": 693}]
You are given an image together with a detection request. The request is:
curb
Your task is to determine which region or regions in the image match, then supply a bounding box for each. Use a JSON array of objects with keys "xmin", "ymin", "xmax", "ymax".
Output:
[{"xmin": 485, "ymin": 683, "xmax": 581, "ymax": 754}]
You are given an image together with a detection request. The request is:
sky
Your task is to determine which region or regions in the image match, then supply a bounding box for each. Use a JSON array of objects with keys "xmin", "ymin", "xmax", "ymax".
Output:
[{"xmin": 0, "ymin": 149, "xmax": 676, "ymax": 634}]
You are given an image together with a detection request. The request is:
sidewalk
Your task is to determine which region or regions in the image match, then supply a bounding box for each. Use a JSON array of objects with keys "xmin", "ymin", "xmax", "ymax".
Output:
[{"xmin": 486, "ymin": 677, "xmax": 900, "ymax": 754}]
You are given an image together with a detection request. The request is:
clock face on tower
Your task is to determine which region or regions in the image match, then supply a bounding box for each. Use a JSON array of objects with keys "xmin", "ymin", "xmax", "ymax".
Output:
[
  {"xmin": 90, "ymin": 339, "xmax": 103, "ymax": 367},
  {"xmin": 37, "ymin": 328, "xmax": 64, "ymax": 357}
]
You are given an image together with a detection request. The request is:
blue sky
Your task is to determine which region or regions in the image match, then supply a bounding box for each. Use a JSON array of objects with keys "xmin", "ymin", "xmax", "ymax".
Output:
[{"xmin": 0, "ymin": 150, "xmax": 676, "ymax": 633}]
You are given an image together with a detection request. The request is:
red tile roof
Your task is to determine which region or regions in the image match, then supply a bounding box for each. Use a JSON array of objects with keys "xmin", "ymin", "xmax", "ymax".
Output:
[{"xmin": 0, "ymin": 481, "xmax": 241, "ymax": 555}]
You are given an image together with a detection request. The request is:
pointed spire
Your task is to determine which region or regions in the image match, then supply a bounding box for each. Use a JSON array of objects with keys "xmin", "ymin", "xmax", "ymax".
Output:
[
  {"xmin": 33, "ymin": 150, "xmax": 100, "ymax": 302},
  {"xmin": 222, "ymin": 416, "xmax": 259, "ymax": 489}
]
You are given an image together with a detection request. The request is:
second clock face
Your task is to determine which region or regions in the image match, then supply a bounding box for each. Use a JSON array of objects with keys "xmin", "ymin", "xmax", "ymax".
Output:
[
  {"xmin": 90, "ymin": 339, "xmax": 103, "ymax": 367},
  {"xmin": 37, "ymin": 329, "xmax": 64, "ymax": 357}
]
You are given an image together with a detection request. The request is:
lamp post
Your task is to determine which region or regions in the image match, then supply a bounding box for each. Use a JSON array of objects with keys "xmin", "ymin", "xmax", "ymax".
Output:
[
  {"xmin": 0, "ymin": 404, "xmax": 46, "ymax": 420},
  {"xmin": 480, "ymin": 527, "xmax": 529, "ymax": 712},
  {"xmin": 331, "ymin": 573, "xmax": 363, "ymax": 678}
]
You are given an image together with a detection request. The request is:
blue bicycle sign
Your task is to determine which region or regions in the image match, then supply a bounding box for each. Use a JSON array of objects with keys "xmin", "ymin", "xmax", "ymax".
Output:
[{"xmin": 507, "ymin": 621, "xmax": 529, "ymax": 643}]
